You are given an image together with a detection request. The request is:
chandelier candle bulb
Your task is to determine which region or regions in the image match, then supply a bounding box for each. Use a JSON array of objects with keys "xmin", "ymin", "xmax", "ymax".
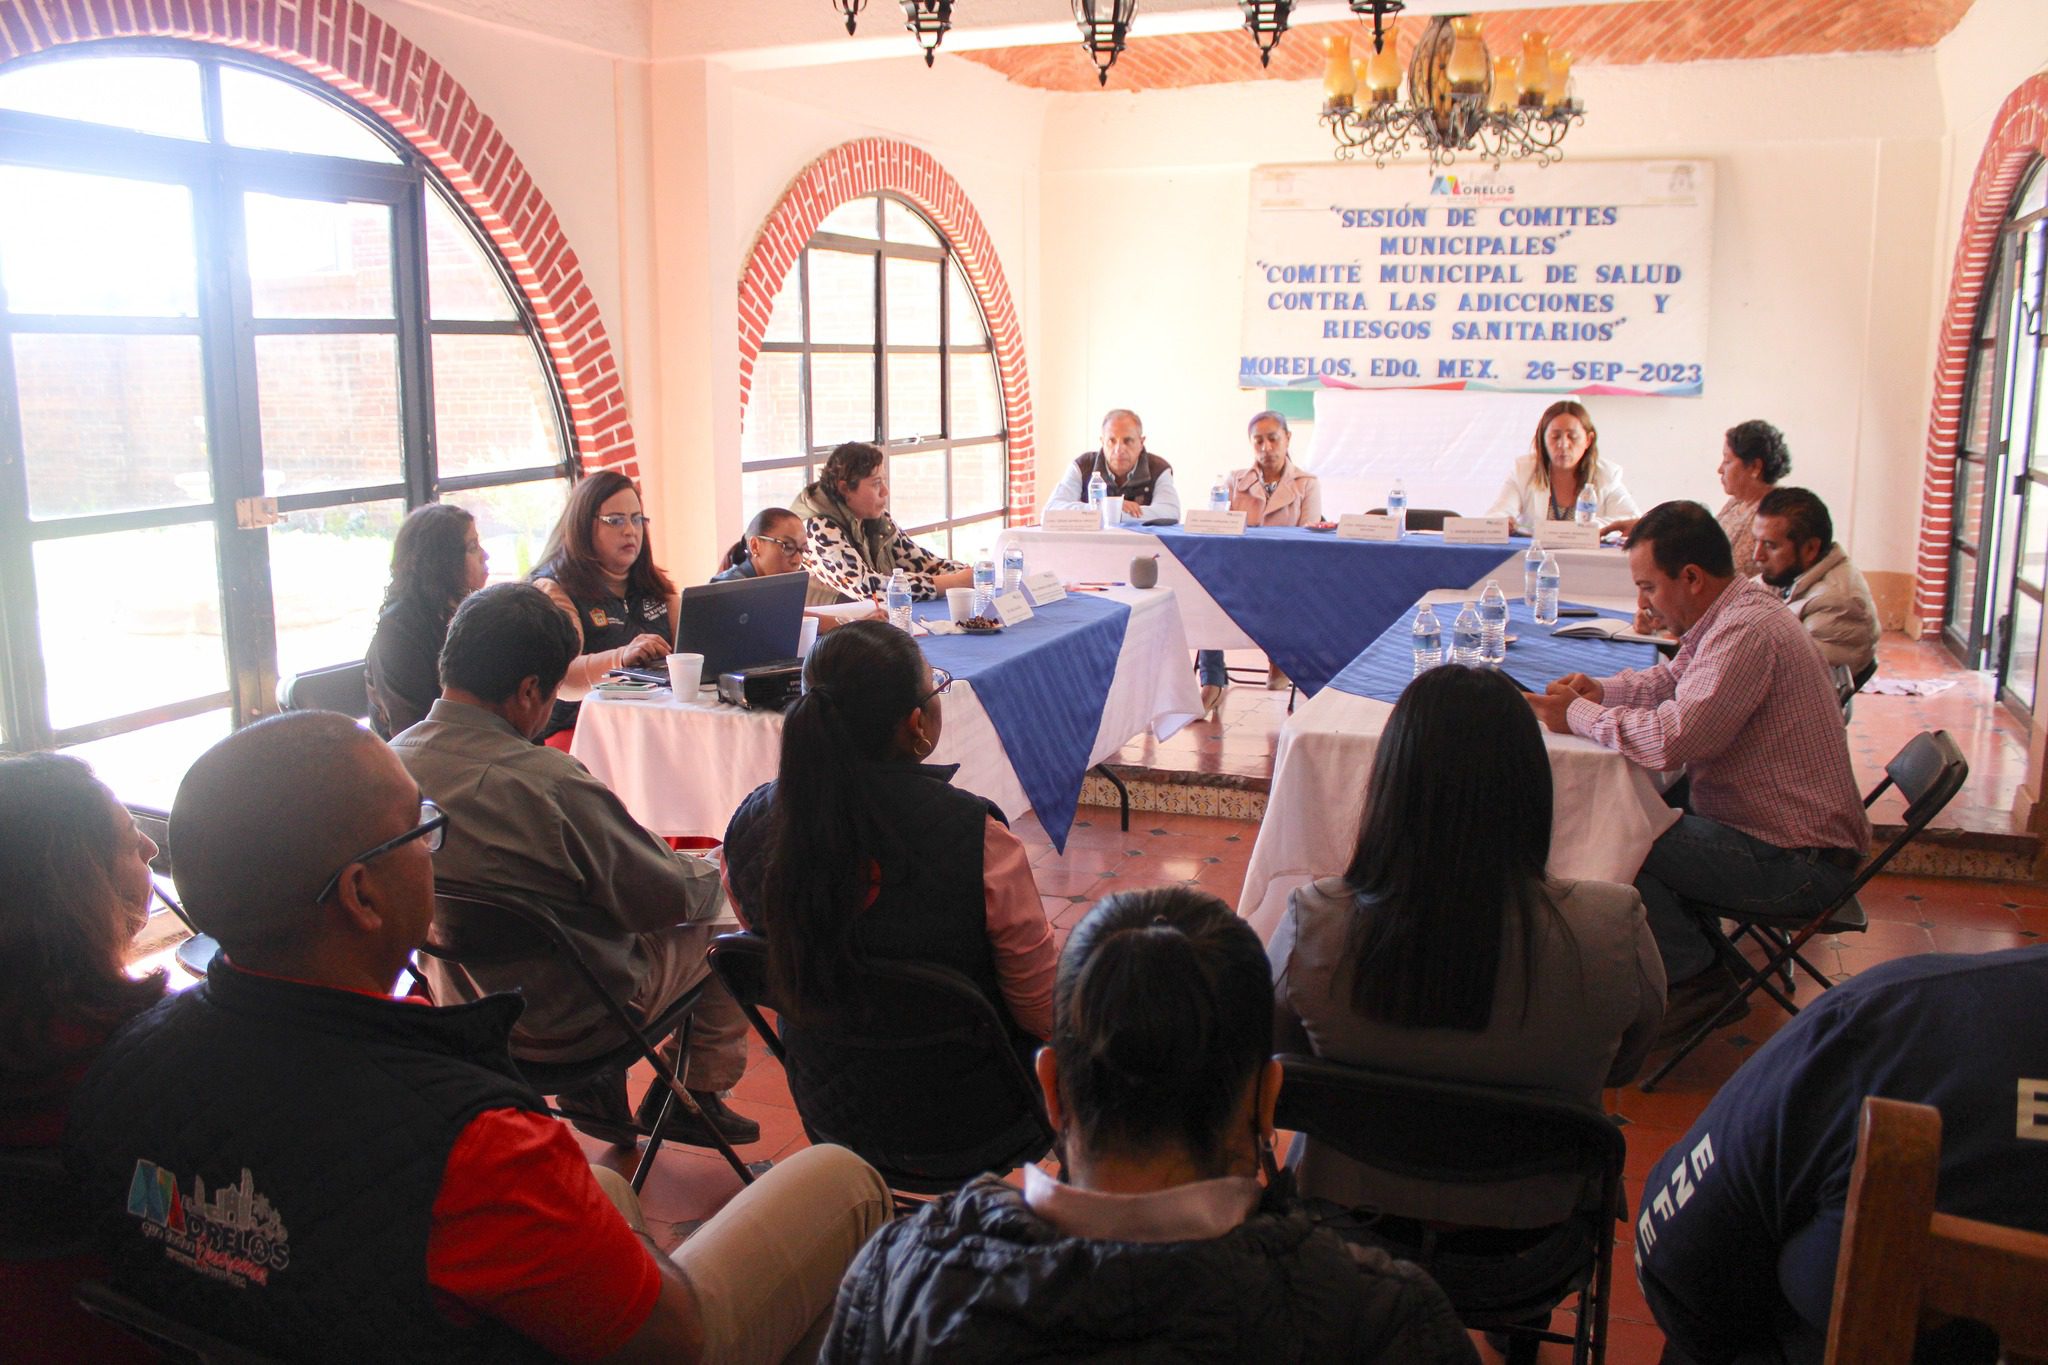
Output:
[
  {"xmin": 1322, "ymin": 34, "xmax": 1356, "ymax": 111},
  {"xmin": 1546, "ymin": 51, "xmax": 1575, "ymax": 112},
  {"xmin": 1366, "ymin": 37, "xmax": 1402, "ymax": 100},
  {"xmin": 1490, "ymin": 55, "xmax": 1519, "ymax": 113},
  {"xmin": 1445, "ymin": 17, "xmax": 1488, "ymax": 93},
  {"xmin": 1519, "ymin": 31, "xmax": 1551, "ymax": 100}
]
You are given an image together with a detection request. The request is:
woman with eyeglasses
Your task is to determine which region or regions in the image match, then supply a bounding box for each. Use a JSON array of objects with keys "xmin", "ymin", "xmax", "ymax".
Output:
[
  {"xmin": 792, "ymin": 442, "xmax": 974, "ymax": 604},
  {"xmin": 823, "ymin": 886, "xmax": 1477, "ymax": 1363},
  {"xmin": 365, "ymin": 503, "xmax": 490, "ymax": 740},
  {"xmin": 529, "ymin": 470, "xmax": 678, "ymax": 745},
  {"xmin": 0, "ymin": 753, "xmax": 167, "ymax": 1361},
  {"xmin": 714, "ymin": 507, "xmax": 807, "ymax": 582},
  {"xmin": 1483, "ymin": 399, "xmax": 1640, "ymax": 537},
  {"xmin": 721, "ymin": 620, "xmax": 1055, "ymax": 1049}
]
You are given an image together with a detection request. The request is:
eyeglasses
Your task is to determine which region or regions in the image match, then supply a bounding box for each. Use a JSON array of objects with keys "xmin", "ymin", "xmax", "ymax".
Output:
[
  {"xmin": 917, "ymin": 667, "xmax": 953, "ymax": 706},
  {"xmin": 315, "ymin": 799, "xmax": 447, "ymax": 905},
  {"xmin": 596, "ymin": 513, "xmax": 651, "ymax": 529},
  {"xmin": 754, "ymin": 534, "xmax": 804, "ymax": 557}
]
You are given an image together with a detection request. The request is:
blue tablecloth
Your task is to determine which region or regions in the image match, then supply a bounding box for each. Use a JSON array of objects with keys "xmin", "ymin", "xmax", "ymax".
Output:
[
  {"xmin": 913, "ymin": 593, "xmax": 1131, "ymax": 852},
  {"xmin": 1327, "ymin": 598, "xmax": 1663, "ymax": 703},
  {"xmin": 1140, "ymin": 526, "xmax": 1532, "ymax": 696}
]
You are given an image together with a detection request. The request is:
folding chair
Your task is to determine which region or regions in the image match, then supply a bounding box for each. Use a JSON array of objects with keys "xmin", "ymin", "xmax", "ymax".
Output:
[
  {"xmin": 1274, "ymin": 1055, "xmax": 1625, "ymax": 1365},
  {"xmin": 708, "ymin": 931, "xmax": 1053, "ymax": 1200},
  {"xmin": 125, "ymin": 802, "xmax": 220, "ymax": 978},
  {"xmin": 75, "ymin": 1280, "xmax": 281, "ymax": 1365},
  {"xmin": 420, "ymin": 881, "xmax": 757, "ymax": 1190},
  {"xmin": 1825, "ymin": 1097, "xmax": 2048, "ymax": 1364},
  {"xmin": 1641, "ymin": 730, "xmax": 1968, "ymax": 1091},
  {"xmin": 276, "ymin": 660, "xmax": 370, "ymax": 720}
]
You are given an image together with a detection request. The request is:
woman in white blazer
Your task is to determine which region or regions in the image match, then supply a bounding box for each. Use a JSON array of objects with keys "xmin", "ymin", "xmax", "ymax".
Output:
[{"xmin": 1485, "ymin": 400, "xmax": 1639, "ymax": 536}]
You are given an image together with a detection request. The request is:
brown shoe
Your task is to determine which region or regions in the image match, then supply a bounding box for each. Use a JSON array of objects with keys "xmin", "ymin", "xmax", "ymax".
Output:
[
  {"xmin": 1654, "ymin": 964, "xmax": 1751, "ymax": 1050},
  {"xmin": 1200, "ymin": 683, "xmax": 1225, "ymax": 721},
  {"xmin": 638, "ymin": 1084, "xmax": 761, "ymax": 1147},
  {"xmin": 554, "ymin": 1068, "xmax": 636, "ymax": 1145}
]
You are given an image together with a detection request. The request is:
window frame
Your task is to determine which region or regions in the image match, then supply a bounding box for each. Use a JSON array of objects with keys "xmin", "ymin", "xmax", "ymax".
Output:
[
  {"xmin": 0, "ymin": 42, "xmax": 576, "ymax": 753},
  {"xmin": 743, "ymin": 192, "xmax": 1008, "ymax": 561}
]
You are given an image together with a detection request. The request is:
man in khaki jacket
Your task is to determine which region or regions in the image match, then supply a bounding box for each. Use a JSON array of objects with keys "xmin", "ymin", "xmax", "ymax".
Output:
[{"xmin": 1753, "ymin": 486, "xmax": 1879, "ymax": 679}]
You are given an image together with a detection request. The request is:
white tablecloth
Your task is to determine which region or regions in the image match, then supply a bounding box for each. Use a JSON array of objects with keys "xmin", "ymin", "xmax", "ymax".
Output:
[
  {"xmin": 1237, "ymin": 686, "xmax": 1679, "ymax": 942},
  {"xmin": 995, "ymin": 528, "xmax": 1638, "ymax": 650},
  {"xmin": 571, "ymin": 587, "xmax": 1201, "ymax": 838}
]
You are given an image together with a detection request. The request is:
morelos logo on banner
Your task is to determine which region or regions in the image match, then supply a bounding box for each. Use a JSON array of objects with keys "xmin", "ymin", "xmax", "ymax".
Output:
[{"xmin": 1239, "ymin": 160, "xmax": 1713, "ymax": 397}]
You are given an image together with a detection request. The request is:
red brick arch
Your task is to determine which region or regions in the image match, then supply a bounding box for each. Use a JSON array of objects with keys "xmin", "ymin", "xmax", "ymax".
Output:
[
  {"xmin": 738, "ymin": 139, "xmax": 1037, "ymax": 522},
  {"xmin": 1914, "ymin": 74, "xmax": 2048, "ymax": 627},
  {"xmin": 0, "ymin": 0, "xmax": 637, "ymax": 477}
]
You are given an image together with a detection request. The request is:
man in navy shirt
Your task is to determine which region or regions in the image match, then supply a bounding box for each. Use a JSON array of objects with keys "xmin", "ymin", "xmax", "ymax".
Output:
[{"xmin": 1636, "ymin": 946, "xmax": 2048, "ymax": 1364}]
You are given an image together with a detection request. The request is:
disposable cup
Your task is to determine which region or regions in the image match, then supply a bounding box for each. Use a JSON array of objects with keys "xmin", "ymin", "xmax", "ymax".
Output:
[
  {"xmin": 667, "ymin": 652, "xmax": 705, "ymax": 695},
  {"xmin": 946, "ymin": 587, "xmax": 977, "ymax": 624}
]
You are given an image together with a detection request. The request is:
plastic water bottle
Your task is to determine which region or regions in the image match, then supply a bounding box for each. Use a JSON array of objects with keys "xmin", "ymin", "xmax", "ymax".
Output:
[
  {"xmin": 972, "ymin": 559, "xmax": 996, "ymax": 616},
  {"xmin": 1534, "ymin": 551, "xmax": 1561, "ymax": 625},
  {"xmin": 1452, "ymin": 602, "xmax": 1482, "ymax": 666},
  {"xmin": 1210, "ymin": 475, "xmax": 1230, "ymax": 513},
  {"xmin": 1410, "ymin": 604, "xmax": 1442, "ymax": 678},
  {"xmin": 885, "ymin": 568, "xmax": 913, "ymax": 631},
  {"xmin": 1575, "ymin": 485, "xmax": 1597, "ymax": 526},
  {"xmin": 1478, "ymin": 580, "xmax": 1508, "ymax": 665},
  {"xmin": 1002, "ymin": 542, "xmax": 1025, "ymax": 594},
  {"xmin": 1523, "ymin": 540, "xmax": 1544, "ymax": 607},
  {"xmin": 1387, "ymin": 479, "xmax": 1408, "ymax": 536},
  {"xmin": 1088, "ymin": 471, "xmax": 1110, "ymax": 528}
]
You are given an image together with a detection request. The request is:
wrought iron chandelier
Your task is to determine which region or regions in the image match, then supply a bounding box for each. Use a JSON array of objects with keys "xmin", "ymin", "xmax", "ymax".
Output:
[
  {"xmin": 1238, "ymin": 1, "xmax": 1293, "ymax": 68},
  {"xmin": 1320, "ymin": 12, "xmax": 1584, "ymax": 167},
  {"xmin": 903, "ymin": 0, "xmax": 953, "ymax": 65},
  {"xmin": 1073, "ymin": 0, "xmax": 1138, "ymax": 85}
]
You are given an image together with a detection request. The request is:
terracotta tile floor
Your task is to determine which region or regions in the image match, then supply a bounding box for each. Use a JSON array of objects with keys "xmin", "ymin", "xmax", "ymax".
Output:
[
  {"xmin": 586, "ymin": 808, "xmax": 2048, "ymax": 1363},
  {"xmin": 1111, "ymin": 635, "xmax": 2034, "ymax": 836}
]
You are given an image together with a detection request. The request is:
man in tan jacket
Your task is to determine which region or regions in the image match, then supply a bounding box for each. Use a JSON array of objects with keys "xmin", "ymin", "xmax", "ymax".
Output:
[{"xmin": 1753, "ymin": 486, "xmax": 1879, "ymax": 679}]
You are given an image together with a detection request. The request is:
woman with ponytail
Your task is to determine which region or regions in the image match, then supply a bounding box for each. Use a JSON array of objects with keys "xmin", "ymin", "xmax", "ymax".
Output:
[
  {"xmin": 822, "ymin": 886, "xmax": 1477, "ymax": 1363},
  {"xmin": 712, "ymin": 507, "xmax": 807, "ymax": 582},
  {"xmin": 720, "ymin": 619, "xmax": 1054, "ymax": 1046}
]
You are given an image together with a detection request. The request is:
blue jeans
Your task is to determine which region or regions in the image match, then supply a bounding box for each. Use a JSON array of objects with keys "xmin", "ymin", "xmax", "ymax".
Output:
[
  {"xmin": 1196, "ymin": 649, "xmax": 1228, "ymax": 687},
  {"xmin": 1634, "ymin": 814, "xmax": 1855, "ymax": 985}
]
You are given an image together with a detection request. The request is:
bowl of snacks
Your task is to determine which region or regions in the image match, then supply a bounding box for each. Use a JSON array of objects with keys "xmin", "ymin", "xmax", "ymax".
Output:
[{"xmin": 959, "ymin": 615, "xmax": 1003, "ymax": 634}]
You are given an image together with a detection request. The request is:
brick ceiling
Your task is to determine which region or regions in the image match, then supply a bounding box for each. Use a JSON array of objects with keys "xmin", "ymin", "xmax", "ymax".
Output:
[{"xmin": 957, "ymin": 0, "xmax": 1978, "ymax": 93}]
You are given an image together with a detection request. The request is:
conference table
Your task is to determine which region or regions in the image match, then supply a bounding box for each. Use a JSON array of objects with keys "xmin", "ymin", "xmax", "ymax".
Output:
[
  {"xmin": 993, "ymin": 524, "xmax": 1638, "ymax": 696},
  {"xmin": 571, "ymin": 586, "xmax": 1200, "ymax": 853},
  {"xmin": 1237, "ymin": 596, "xmax": 1680, "ymax": 942}
]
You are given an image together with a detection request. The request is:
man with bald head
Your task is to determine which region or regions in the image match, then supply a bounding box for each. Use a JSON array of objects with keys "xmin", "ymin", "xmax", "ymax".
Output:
[
  {"xmin": 64, "ymin": 710, "xmax": 889, "ymax": 1364},
  {"xmin": 1044, "ymin": 408, "xmax": 1183, "ymax": 524}
]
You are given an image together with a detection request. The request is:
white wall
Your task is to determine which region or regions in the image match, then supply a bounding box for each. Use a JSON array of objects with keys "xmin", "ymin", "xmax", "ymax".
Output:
[{"xmin": 1036, "ymin": 51, "xmax": 1945, "ymax": 578}]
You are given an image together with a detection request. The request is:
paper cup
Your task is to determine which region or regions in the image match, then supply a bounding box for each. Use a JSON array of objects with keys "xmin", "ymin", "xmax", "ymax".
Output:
[
  {"xmin": 946, "ymin": 587, "xmax": 977, "ymax": 623},
  {"xmin": 797, "ymin": 616, "xmax": 820, "ymax": 657},
  {"xmin": 667, "ymin": 652, "xmax": 704, "ymax": 695}
]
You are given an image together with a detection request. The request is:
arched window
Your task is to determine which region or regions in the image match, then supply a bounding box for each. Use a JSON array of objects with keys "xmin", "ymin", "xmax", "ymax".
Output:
[
  {"xmin": 1946, "ymin": 159, "xmax": 2048, "ymax": 717},
  {"xmin": 742, "ymin": 193, "xmax": 1008, "ymax": 565},
  {"xmin": 0, "ymin": 45, "xmax": 572, "ymax": 794}
]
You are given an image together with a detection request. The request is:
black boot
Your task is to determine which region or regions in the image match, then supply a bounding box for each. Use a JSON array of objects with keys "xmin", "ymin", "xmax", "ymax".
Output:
[
  {"xmin": 638, "ymin": 1082, "xmax": 761, "ymax": 1147},
  {"xmin": 554, "ymin": 1068, "xmax": 635, "ymax": 1145}
]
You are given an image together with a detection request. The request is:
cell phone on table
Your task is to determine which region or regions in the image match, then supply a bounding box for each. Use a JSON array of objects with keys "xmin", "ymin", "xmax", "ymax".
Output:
[{"xmin": 1557, "ymin": 607, "xmax": 1600, "ymax": 617}]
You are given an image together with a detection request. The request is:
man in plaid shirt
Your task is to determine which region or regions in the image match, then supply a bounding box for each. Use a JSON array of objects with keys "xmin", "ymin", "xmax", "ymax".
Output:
[{"xmin": 1528, "ymin": 501, "xmax": 1869, "ymax": 1037}]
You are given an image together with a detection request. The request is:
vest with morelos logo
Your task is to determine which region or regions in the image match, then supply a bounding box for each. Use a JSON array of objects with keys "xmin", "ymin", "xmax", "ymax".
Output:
[
  {"xmin": 533, "ymin": 559, "xmax": 674, "ymax": 740},
  {"xmin": 1070, "ymin": 450, "xmax": 1173, "ymax": 506},
  {"xmin": 65, "ymin": 960, "xmax": 554, "ymax": 1365}
]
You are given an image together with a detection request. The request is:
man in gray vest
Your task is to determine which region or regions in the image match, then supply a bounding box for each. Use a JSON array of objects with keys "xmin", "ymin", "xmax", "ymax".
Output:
[
  {"xmin": 1044, "ymin": 408, "xmax": 1183, "ymax": 524},
  {"xmin": 1752, "ymin": 486, "xmax": 1880, "ymax": 682}
]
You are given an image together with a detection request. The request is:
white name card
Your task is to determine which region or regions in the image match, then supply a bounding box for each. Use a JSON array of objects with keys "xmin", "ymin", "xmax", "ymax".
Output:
[
  {"xmin": 992, "ymin": 589, "xmax": 1035, "ymax": 626},
  {"xmin": 1534, "ymin": 522, "xmax": 1601, "ymax": 551},
  {"xmin": 1182, "ymin": 509, "xmax": 1247, "ymax": 536},
  {"xmin": 1022, "ymin": 570, "xmax": 1067, "ymax": 606},
  {"xmin": 1337, "ymin": 513, "xmax": 1400, "ymax": 542},
  {"xmin": 1442, "ymin": 516, "xmax": 1512, "ymax": 544},
  {"xmin": 1040, "ymin": 508, "xmax": 1105, "ymax": 534}
]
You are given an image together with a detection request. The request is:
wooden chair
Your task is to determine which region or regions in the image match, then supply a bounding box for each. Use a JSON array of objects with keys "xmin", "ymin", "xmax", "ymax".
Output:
[{"xmin": 1825, "ymin": 1096, "xmax": 2048, "ymax": 1364}]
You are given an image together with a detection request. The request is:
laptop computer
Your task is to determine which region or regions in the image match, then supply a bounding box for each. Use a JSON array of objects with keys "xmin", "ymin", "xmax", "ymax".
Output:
[{"xmin": 673, "ymin": 571, "xmax": 810, "ymax": 681}]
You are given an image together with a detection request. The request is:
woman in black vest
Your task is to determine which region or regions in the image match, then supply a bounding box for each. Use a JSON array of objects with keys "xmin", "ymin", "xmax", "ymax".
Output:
[
  {"xmin": 722, "ymin": 620, "xmax": 1054, "ymax": 1046},
  {"xmin": 822, "ymin": 886, "xmax": 1477, "ymax": 1363},
  {"xmin": 364, "ymin": 503, "xmax": 489, "ymax": 739},
  {"xmin": 529, "ymin": 470, "xmax": 678, "ymax": 745}
]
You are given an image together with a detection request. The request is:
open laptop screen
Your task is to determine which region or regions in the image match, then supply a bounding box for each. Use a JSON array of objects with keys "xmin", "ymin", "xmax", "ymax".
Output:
[{"xmin": 674, "ymin": 572, "xmax": 810, "ymax": 679}]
